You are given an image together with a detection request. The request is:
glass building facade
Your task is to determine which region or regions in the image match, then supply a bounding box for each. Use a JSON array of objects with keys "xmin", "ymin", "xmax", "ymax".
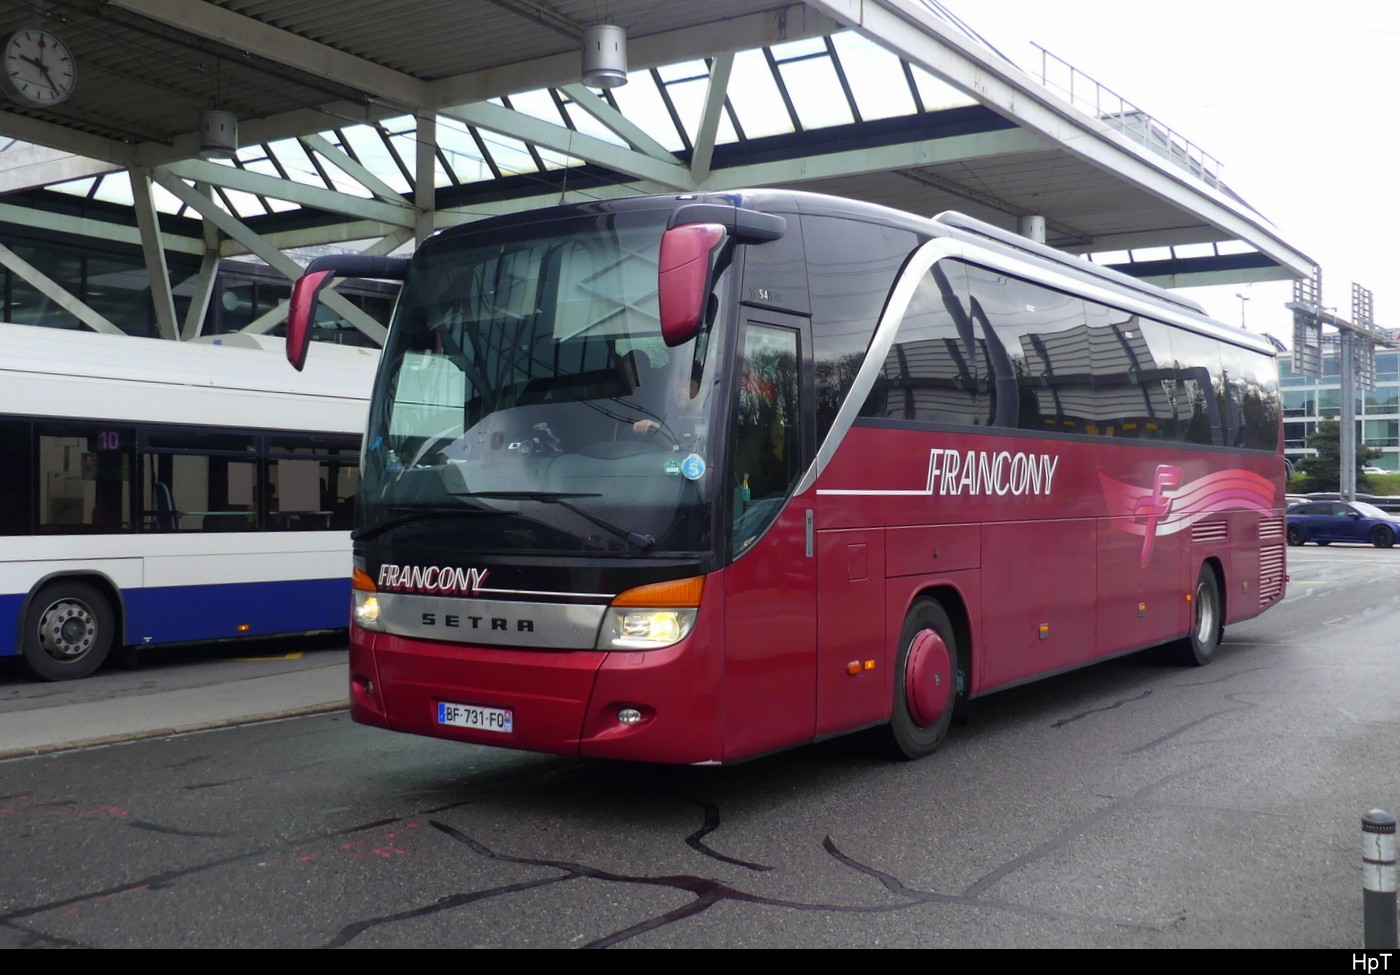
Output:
[{"xmin": 1280, "ymin": 344, "xmax": 1400, "ymax": 473}]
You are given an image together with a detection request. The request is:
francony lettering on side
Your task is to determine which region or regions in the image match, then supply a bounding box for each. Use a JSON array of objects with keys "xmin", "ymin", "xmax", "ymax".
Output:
[{"xmin": 923, "ymin": 448, "xmax": 1060, "ymax": 497}]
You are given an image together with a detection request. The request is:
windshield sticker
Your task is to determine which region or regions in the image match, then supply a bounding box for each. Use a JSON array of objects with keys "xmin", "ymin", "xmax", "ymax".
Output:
[
  {"xmin": 1099, "ymin": 465, "xmax": 1274, "ymax": 567},
  {"xmin": 377, "ymin": 564, "xmax": 490, "ymax": 595},
  {"xmin": 681, "ymin": 454, "xmax": 706, "ymax": 480},
  {"xmin": 665, "ymin": 458, "xmax": 681, "ymax": 476}
]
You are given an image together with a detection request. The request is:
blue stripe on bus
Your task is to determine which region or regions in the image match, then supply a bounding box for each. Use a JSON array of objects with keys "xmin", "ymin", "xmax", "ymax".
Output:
[{"xmin": 0, "ymin": 579, "xmax": 350, "ymax": 656}]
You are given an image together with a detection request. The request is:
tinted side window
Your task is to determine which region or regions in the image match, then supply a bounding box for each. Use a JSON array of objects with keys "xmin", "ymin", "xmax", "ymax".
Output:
[
  {"xmin": 0, "ymin": 418, "xmax": 33, "ymax": 535},
  {"xmin": 861, "ymin": 261, "xmax": 997, "ymax": 426},
  {"xmin": 1083, "ymin": 303, "xmax": 1179, "ymax": 441},
  {"xmin": 802, "ymin": 216, "xmax": 920, "ymax": 441},
  {"xmin": 1228, "ymin": 343, "xmax": 1280, "ymax": 451},
  {"xmin": 1167, "ymin": 329, "xmax": 1223, "ymax": 446},
  {"xmin": 968, "ymin": 263, "xmax": 1089, "ymax": 434}
]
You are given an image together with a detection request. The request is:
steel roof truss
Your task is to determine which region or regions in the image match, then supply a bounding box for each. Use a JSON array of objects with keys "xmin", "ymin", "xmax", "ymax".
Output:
[
  {"xmin": 691, "ymin": 54, "xmax": 734, "ymax": 186},
  {"xmin": 439, "ymin": 100, "xmax": 695, "ymax": 191},
  {"xmin": 557, "ymin": 84, "xmax": 679, "ymax": 163},
  {"xmin": 131, "ymin": 168, "xmax": 180, "ymax": 341},
  {"xmin": 163, "ymin": 158, "xmax": 415, "ymax": 227},
  {"xmin": 0, "ymin": 241, "xmax": 123, "ymax": 335}
]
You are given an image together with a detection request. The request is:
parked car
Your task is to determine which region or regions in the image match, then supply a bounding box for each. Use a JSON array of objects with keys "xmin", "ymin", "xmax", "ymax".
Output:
[
  {"xmin": 1286, "ymin": 501, "xmax": 1400, "ymax": 548},
  {"xmin": 1363, "ymin": 465, "xmax": 1389, "ymax": 475},
  {"xmin": 1304, "ymin": 491, "xmax": 1400, "ymax": 514}
]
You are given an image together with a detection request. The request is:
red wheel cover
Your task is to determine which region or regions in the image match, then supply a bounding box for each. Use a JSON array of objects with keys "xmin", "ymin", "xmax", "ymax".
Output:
[{"xmin": 905, "ymin": 628, "xmax": 951, "ymax": 727}]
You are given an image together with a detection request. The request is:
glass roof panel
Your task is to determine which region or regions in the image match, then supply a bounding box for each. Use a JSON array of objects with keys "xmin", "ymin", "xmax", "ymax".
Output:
[
  {"xmin": 389, "ymin": 134, "xmax": 449, "ymax": 189},
  {"xmin": 472, "ymin": 128, "xmax": 540, "ymax": 178},
  {"xmin": 554, "ymin": 92, "xmax": 629, "ymax": 148},
  {"xmin": 768, "ymin": 37, "xmax": 827, "ymax": 60},
  {"xmin": 508, "ymin": 89, "xmax": 566, "ymax": 128},
  {"xmin": 339, "ymin": 125, "xmax": 411, "ymax": 195},
  {"xmin": 265, "ymin": 138, "xmax": 328, "ymax": 189},
  {"xmin": 90, "ymin": 171, "xmax": 134, "ymax": 206},
  {"xmin": 220, "ymin": 187, "xmax": 266, "ymax": 219},
  {"xmin": 149, "ymin": 180, "xmax": 184, "ymax": 214},
  {"xmin": 48, "ymin": 176, "xmax": 96, "ymax": 199},
  {"xmin": 777, "ymin": 56, "xmax": 854, "ymax": 129},
  {"xmin": 437, "ymin": 121, "xmax": 496, "ymax": 184},
  {"xmin": 909, "ymin": 64, "xmax": 977, "ymax": 112},
  {"xmin": 727, "ymin": 49, "xmax": 795, "ymax": 139},
  {"xmin": 608, "ymin": 72, "xmax": 685, "ymax": 152},
  {"xmin": 831, "ymin": 32, "xmax": 916, "ymax": 121},
  {"xmin": 242, "ymin": 157, "xmax": 282, "ymax": 179},
  {"xmin": 655, "ymin": 59, "xmax": 709, "ymax": 83},
  {"xmin": 665, "ymin": 76, "xmax": 738, "ymax": 147},
  {"xmin": 264, "ymin": 197, "xmax": 301, "ymax": 213},
  {"xmin": 534, "ymin": 147, "xmax": 573, "ymax": 171}
]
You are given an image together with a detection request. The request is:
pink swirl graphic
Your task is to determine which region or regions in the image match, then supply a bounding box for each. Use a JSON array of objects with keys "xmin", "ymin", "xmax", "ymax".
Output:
[{"xmin": 1099, "ymin": 466, "xmax": 1276, "ymax": 567}]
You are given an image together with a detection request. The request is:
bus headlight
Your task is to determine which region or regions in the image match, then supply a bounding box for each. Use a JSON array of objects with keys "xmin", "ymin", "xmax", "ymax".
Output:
[
  {"xmin": 599, "ymin": 608, "xmax": 697, "ymax": 650},
  {"xmin": 353, "ymin": 590, "xmax": 383, "ymax": 631}
]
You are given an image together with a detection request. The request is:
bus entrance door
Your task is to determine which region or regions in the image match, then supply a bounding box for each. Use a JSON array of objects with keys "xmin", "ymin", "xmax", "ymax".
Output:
[{"xmin": 722, "ymin": 318, "xmax": 817, "ymax": 759}]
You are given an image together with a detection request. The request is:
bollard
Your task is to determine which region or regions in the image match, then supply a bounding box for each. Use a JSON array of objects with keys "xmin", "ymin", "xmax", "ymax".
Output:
[{"xmin": 1363, "ymin": 810, "xmax": 1398, "ymax": 949}]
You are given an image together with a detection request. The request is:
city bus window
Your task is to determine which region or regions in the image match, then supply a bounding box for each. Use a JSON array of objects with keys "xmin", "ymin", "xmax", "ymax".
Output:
[
  {"xmin": 0, "ymin": 418, "xmax": 32, "ymax": 535},
  {"xmin": 139, "ymin": 431, "xmax": 259, "ymax": 532},
  {"xmin": 733, "ymin": 324, "xmax": 800, "ymax": 555},
  {"xmin": 35, "ymin": 424, "xmax": 134, "ymax": 532},
  {"xmin": 267, "ymin": 434, "xmax": 361, "ymax": 530}
]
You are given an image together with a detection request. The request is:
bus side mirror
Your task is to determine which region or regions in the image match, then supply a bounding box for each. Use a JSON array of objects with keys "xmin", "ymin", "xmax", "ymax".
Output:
[
  {"xmin": 658, "ymin": 223, "xmax": 726, "ymax": 348},
  {"xmin": 286, "ymin": 255, "xmax": 411, "ymax": 371}
]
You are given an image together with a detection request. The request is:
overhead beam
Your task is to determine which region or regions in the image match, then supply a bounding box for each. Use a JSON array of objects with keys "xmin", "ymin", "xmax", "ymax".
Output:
[
  {"xmin": 152, "ymin": 170, "xmax": 388, "ymax": 344},
  {"xmin": 558, "ymin": 85, "xmax": 679, "ymax": 163},
  {"xmin": 440, "ymin": 101, "xmax": 694, "ymax": 190},
  {"xmin": 300, "ymin": 133, "xmax": 406, "ymax": 205},
  {"xmin": 701, "ymin": 127, "xmax": 1047, "ymax": 189},
  {"xmin": 690, "ymin": 53, "xmax": 734, "ymax": 185},
  {"xmin": 130, "ymin": 169, "xmax": 179, "ymax": 340},
  {"xmin": 0, "ymin": 111, "xmax": 134, "ymax": 165},
  {"xmin": 0, "ymin": 199, "xmax": 204, "ymax": 256},
  {"xmin": 0, "ymin": 241, "xmax": 123, "ymax": 334},
  {"xmin": 427, "ymin": 3, "xmax": 841, "ymax": 106},
  {"xmin": 810, "ymin": 0, "xmax": 1315, "ymax": 279},
  {"xmin": 109, "ymin": 0, "xmax": 429, "ymax": 111},
  {"xmin": 0, "ymin": 144, "xmax": 122, "ymax": 194},
  {"xmin": 164, "ymin": 158, "xmax": 415, "ymax": 227}
]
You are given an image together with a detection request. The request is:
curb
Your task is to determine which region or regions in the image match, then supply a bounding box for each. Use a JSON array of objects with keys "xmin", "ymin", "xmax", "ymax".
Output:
[{"xmin": 0, "ymin": 699, "xmax": 351, "ymax": 761}]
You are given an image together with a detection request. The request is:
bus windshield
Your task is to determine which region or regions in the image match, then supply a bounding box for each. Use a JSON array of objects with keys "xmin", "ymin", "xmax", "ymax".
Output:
[{"xmin": 361, "ymin": 209, "xmax": 722, "ymax": 555}]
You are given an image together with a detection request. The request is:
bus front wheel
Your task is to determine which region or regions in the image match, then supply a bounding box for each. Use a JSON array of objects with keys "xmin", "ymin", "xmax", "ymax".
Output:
[
  {"xmin": 21, "ymin": 580, "xmax": 115, "ymax": 681},
  {"xmin": 885, "ymin": 599, "xmax": 960, "ymax": 760}
]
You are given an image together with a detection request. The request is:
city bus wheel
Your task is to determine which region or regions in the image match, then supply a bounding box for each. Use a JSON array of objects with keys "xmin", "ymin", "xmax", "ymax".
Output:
[
  {"xmin": 21, "ymin": 581, "xmax": 115, "ymax": 681},
  {"xmin": 885, "ymin": 599, "xmax": 959, "ymax": 760},
  {"xmin": 1170, "ymin": 566, "xmax": 1223, "ymax": 668},
  {"xmin": 1285, "ymin": 525, "xmax": 1306, "ymax": 546},
  {"xmin": 1370, "ymin": 525, "xmax": 1395, "ymax": 549}
]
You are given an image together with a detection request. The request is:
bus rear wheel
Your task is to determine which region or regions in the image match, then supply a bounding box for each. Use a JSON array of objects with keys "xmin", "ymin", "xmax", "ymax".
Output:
[
  {"xmin": 1168, "ymin": 565, "xmax": 1223, "ymax": 667},
  {"xmin": 885, "ymin": 599, "xmax": 960, "ymax": 760},
  {"xmin": 21, "ymin": 580, "xmax": 115, "ymax": 681}
]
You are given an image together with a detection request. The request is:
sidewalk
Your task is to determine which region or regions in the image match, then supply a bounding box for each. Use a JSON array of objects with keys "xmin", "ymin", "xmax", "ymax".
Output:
[{"xmin": 0, "ymin": 646, "xmax": 349, "ymax": 760}]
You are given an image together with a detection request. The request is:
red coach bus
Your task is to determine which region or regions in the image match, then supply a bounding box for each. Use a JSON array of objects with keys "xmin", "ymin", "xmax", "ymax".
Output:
[{"xmin": 288, "ymin": 191, "xmax": 1285, "ymax": 764}]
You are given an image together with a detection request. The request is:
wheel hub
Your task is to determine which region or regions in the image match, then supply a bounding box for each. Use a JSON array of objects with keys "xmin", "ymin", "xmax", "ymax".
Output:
[
  {"xmin": 38, "ymin": 599, "xmax": 97, "ymax": 661},
  {"xmin": 905, "ymin": 628, "xmax": 951, "ymax": 727}
]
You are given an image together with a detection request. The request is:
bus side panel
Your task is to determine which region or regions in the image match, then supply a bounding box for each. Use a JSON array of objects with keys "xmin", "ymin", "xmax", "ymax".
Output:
[
  {"xmin": 1095, "ymin": 505, "xmax": 1185, "ymax": 655},
  {"xmin": 124, "ymin": 577, "xmax": 350, "ymax": 644},
  {"xmin": 815, "ymin": 527, "xmax": 887, "ymax": 736},
  {"xmin": 1227, "ymin": 507, "xmax": 1262, "ymax": 624},
  {"xmin": 979, "ymin": 519, "xmax": 1097, "ymax": 691},
  {"xmin": 722, "ymin": 493, "xmax": 817, "ymax": 761}
]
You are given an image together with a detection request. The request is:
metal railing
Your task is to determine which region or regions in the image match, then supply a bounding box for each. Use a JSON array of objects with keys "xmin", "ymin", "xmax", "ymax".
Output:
[{"xmin": 1030, "ymin": 44, "xmax": 1223, "ymax": 190}]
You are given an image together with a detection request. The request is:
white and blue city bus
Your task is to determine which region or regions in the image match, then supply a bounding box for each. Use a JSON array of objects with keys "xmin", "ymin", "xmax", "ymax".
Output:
[{"xmin": 0, "ymin": 323, "xmax": 378, "ymax": 679}]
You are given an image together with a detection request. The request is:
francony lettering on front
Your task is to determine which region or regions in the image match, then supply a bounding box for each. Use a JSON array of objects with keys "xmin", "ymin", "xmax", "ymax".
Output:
[
  {"xmin": 376, "ymin": 564, "xmax": 490, "ymax": 595},
  {"xmin": 923, "ymin": 448, "xmax": 1060, "ymax": 497}
]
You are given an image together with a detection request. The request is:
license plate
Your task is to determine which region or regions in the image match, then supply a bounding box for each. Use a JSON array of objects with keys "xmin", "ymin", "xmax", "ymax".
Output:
[{"xmin": 437, "ymin": 701, "xmax": 513, "ymax": 734}]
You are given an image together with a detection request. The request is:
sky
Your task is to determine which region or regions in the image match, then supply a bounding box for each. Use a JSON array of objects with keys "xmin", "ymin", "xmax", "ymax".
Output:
[{"xmin": 947, "ymin": 0, "xmax": 1400, "ymax": 341}]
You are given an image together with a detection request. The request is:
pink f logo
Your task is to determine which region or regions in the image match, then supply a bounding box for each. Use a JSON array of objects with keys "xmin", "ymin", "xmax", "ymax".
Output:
[{"xmin": 1132, "ymin": 465, "xmax": 1182, "ymax": 567}]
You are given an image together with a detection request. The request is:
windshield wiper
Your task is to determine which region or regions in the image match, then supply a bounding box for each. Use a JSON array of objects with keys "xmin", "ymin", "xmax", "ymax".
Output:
[
  {"xmin": 453, "ymin": 491, "xmax": 655, "ymax": 550},
  {"xmin": 353, "ymin": 503, "xmax": 503, "ymax": 542}
]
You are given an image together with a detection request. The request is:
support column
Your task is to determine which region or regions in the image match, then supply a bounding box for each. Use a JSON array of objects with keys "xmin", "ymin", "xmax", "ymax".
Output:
[
  {"xmin": 131, "ymin": 168, "xmax": 179, "ymax": 340},
  {"xmin": 1340, "ymin": 329, "xmax": 1357, "ymax": 501},
  {"xmin": 691, "ymin": 53, "xmax": 733, "ymax": 186},
  {"xmin": 181, "ymin": 182, "xmax": 222, "ymax": 340},
  {"xmin": 415, "ymin": 114, "xmax": 437, "ymax": 249}
]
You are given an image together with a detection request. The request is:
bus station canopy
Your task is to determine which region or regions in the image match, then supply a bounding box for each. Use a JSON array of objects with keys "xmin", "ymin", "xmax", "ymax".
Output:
[{"xmin": 0, "ymin": 0, "xmax": 1314, "ymax": 342}]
